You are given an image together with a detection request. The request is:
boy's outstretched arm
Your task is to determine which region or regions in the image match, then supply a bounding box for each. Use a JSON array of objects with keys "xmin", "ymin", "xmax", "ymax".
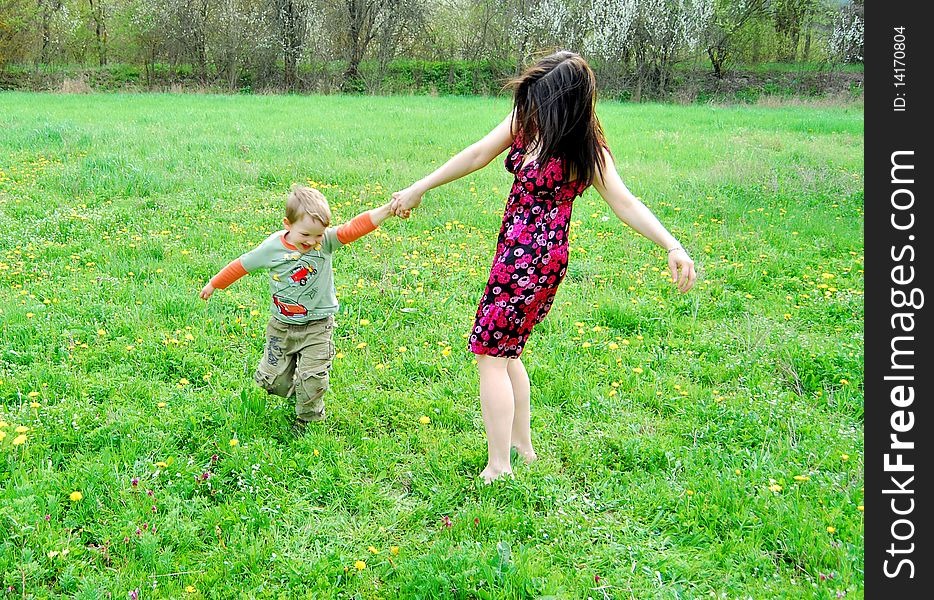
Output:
[
  {"xmin": 336, "ymin": 201, "xmax": 393, "ymax": 245},
  {"xmin": 200, "ymin": 259, "xmax": 249, "ymax": 301}
]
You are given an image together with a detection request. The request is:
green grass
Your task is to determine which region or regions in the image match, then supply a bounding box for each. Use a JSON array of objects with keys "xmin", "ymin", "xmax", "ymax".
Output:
[{"xmin": 0, "ymin": 92, "xmax": 863, "ymax": 598}]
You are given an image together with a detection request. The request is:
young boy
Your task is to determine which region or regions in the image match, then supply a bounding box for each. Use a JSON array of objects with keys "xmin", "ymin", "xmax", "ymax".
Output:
[{"xmin": 200, "ymin": 184, "xmax": 393, "ymax": 431}]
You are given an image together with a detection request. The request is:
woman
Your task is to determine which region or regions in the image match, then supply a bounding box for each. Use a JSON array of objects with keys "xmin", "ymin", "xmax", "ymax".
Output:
[{"xmin": 391, "ymin": 51, "xmax": 696, "ymax": 482}]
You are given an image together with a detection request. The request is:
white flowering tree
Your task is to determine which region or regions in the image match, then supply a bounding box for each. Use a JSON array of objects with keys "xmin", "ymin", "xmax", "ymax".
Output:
[
  {"xmin": 512, "ymin": 0, "xmax": 575, "ymax": 62},
  {"xmin": 593, "ymin": 0, "xmax": 712, "ymax": 100},
  {"xmin": 828, "ymin": 0, "xmax": 862, "ymax": 63},
  {"xmin": 206, "ymin": 0, "xmax": 276, "ymax": 89}
]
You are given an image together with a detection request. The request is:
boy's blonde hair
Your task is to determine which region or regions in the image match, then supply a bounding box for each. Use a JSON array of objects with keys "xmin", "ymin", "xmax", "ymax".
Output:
[{"xmin": 286, "ymin": 185, "xmax": 331, "ymax": 226}]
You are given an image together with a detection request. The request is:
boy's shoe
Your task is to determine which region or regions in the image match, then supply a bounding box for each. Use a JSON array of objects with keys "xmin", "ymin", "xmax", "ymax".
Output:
[
  {"xmin": 291, "ymin": 418, "xmax": 309, "ymax": 436},
  {"xmin": 291, "ymin": 411, "xmax": 325, "ymax": 436}
]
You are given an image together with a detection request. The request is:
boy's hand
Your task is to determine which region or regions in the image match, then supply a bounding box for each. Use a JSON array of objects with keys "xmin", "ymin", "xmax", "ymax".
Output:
[
  {"xmin": 391, "ymin": 185, "xmax": 422, "ymax": 218},
  {"xmin": 200, "ymin": 283, "xmax": 215, "ymax": 301},
  {"xmin": 368, "ymin": 201, "xmax": 402, "ymax": 226}
]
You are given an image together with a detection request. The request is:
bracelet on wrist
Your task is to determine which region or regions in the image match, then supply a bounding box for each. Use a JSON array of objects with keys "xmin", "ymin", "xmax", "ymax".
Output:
[{"xmin": 666, "ymin": 246, "xmax": 683, "ymax": 254}]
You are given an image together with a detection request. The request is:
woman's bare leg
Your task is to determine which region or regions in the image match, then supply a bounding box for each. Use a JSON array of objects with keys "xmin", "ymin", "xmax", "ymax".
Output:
[
  {"xmin": 476, "ymin": 354, "xmax": 514, "ymax": 483},
  {"xmin": 507, "ymin": 356, "xmax": 537, "ymax": 463}
]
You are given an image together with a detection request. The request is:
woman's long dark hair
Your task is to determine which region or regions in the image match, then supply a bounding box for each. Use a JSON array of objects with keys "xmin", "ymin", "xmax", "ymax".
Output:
[{"xmin": 509, "ymin": 50, "xmax": 607, "ymax": 187}]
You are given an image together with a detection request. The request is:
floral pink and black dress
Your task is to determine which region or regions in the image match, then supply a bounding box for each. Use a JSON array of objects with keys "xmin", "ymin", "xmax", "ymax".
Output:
[{"xmin": 468, "ymin": 133, "xmax": 590, "ymax": 357}]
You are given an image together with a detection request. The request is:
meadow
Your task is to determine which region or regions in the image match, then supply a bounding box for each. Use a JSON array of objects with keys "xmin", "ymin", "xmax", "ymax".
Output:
[{"xmin": 0, "ymin": 92, "xmax": 863, "ymax": 598}]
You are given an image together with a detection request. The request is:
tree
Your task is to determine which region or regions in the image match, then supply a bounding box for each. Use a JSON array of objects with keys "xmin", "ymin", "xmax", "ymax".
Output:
[
  {"xmin": 0, "ymin": 0, "xmax": 33, "ymax": 68},
  {"xmin": 332, "ymin": 0, "xmax": 424, "ymax": 90},
  {"xmin": 828, "ymin": 0, "xmax": 862, "ymax": 63},
  {"xmin": 583, "ymin": 0, "xmax": 712, "ymax": 100},
  {"xmin": 271, "ymin": 0, "xmax": 312, "ymax": 89},
  {"xmin": 771, "ymin": 0, "xmax": 822, "ymax": 61},
  {"xmin": 84, "ymin": 0, "xmax": 110, "ymax": 65},
  {"xmin": 165, "ymin": 0, "xmax": 214, "ymax": 82},
  {"xmin": 703, "ymin": 0, "xmax": 768, "ymax": 78},
  {"xmin": 37, "ymin": 0, "xmax": 65, "ymax": 64}
]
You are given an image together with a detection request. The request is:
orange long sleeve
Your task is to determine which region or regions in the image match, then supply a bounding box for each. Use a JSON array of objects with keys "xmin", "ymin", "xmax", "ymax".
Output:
[
  {"xmin": 210, "ymin": 258, "xmax": 248, "ymax": 289},
  {"xmin": 336, "ymin": 212, "xmax": 376, "ymax": 245}
]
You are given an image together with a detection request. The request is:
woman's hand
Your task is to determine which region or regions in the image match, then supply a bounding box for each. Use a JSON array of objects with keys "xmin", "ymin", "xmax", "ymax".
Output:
[
  {"xmin": 667, "ymin": 248, "xmax": 696, "ymax": 293},
  {"xmin": 390, "ymin": 185, "xmax": 424, "ymax": 219}
]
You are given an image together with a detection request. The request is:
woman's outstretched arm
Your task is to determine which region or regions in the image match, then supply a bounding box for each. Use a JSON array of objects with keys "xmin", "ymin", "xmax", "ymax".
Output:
[
  {"xmin": 593, "ymin": 148, "xmax": 697, "ymax": 293},
  {"xmin": 391, "ymin": 114, "xmax": 515, "ymax": 216}
]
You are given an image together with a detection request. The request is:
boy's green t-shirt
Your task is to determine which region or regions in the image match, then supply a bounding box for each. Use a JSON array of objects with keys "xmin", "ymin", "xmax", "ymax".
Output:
[{"xmin": 239, "ymin": 229, "xmax": 344, "ymax": 324}]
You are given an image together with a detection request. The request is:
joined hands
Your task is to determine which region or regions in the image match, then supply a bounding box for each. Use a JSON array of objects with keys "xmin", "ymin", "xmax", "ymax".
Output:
[{"xmin": 390, "ymin": 185, "xmax": 424, "ymax": 219}]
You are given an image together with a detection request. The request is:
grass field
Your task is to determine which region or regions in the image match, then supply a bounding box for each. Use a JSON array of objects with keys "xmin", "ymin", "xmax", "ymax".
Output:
[{"xmin": 0, "ymin": 93, "xmax": 863, "ymax": 599}]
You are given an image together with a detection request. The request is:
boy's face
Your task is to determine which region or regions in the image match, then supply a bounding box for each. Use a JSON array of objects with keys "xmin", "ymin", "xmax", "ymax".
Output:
[{"xmin": 284, "ymin": 214, "xmax": 326, "ymax": 251}]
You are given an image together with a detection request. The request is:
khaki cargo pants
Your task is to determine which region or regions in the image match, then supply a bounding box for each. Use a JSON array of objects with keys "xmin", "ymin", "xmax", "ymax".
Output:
[{"xmin": 254, "ymin": 316, "xmax": 336, "ymax": 422}]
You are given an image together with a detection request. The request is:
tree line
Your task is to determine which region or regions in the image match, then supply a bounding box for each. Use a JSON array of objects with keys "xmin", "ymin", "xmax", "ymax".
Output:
[{"xmin": 1, "ymin": 0, "xmax": 864, "ymax": 98}]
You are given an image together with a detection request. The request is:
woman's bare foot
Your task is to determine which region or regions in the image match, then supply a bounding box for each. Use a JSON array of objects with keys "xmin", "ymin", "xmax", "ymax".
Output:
[
  {"xmin": 479, "ymin": 465, "xmax": 513, "ymax": 484},
  {"xmin": 512, "ymin": 445, "xmax": 538, "ymax": 464}
]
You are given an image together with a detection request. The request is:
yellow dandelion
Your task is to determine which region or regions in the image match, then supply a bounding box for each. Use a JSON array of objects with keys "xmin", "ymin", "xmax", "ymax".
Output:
[
  {"xmin": 359, "ymin": 319, "xmax": 370, "ymax": 326},
  {"xmin": 0, "ymin": 431, "xmax": 6, "ymax": 442},
  {"xmin": 390, "ymin": 546, "xmax": 400, "ymax": 556},
  {"xmin": 97, "ymin": 329, "xmax": 106, "ymax": 336},
  {"xmin": 840, "ymin": 379, "xmax": 849, "ymax": 386},
  {"xmin": 418, "ymin": 416, "xmax": 431, "ymax": 425},
  {"xmin": 229, "ymin": 438, "xmax": 239, "ymax": 447},
  {"xmin": 841, "ymin": 454, "xmax": 849, "ymax": 461},
  {"xmin": 793, "ymin": 475, "xmax": 810, "ymax": 482},
  {"xmin": 354, "ymin": 560, "xmax": 366, "ymax": 571},
  {"xmin": 633, "ymin": 367, "xmax": 643, "ymax": 374},
  {"xmin": 685, "ymin": 490, "xmax": 694, "ymax": 496},
  {"xmin": 398, "ymin": 346, "xmax": 407, "ymax": 353},
  {"xmin": 27, "ymin": 391, "xmax": 40, "ymax": 398},
  {"xmin": 14, "ymin": 425, "xmax": 28, "ymax": 433},
  {"xmin": 355, "ymin": 342, "xmax": 367, "ymax": 349},
  {"xmin": 581, "ymin": 342, "xmax": 592, "ymax": 348},
  {"xmin": 768, "ymin": 484, "xmax": 783, "ymax": 493},
  {"xmin": 826, "ymin": 526, "xmax": 836, "ymax": 533},
  {"xmin": 608, "ymin": 342, "xmax": 619, "ymax": 350},
  {"xmin": 178, "ymin": 378, "xmax": 189, "ymax": 385},
  {"xmin": 368, "ymin": 546, "xmax": 379, "ymax": 554},
  {"xmin": 441, "ymin": 347, "xmax": 451, "ymax": 357},
  {"xmin": 30, "ymin": 402, "xmax": 40, "ymax": 408},
  {"xmin": 157, "ymin": 402, "xmax": 167, "ymax": 408},
  {"xmin": 69, "ymin": 491, "xmax": 83, "ymax": 501},
  {"xmin": 313, "ymin": 449, "xmax": 319, "ymax": 457},
  {"xmin": 735, "ymin": 469, "xmax": 741, "ymax": 475},
  {"xmin": 155, "ymin": 461, "xmax": 168, "ymax": 468},
  {"xmin": 185, "ymin": 585, "xmax": 196, "ymax": 593},
  {"xmin": 608, "ymin": 389, "xmax": 617, "ymax": 397},
  {"xmin": 857, "ymin": 505, "xmax": 864, "ymax": 512},
  {"xmin": 26, "ymin": 312, "xmax": 35, "ymax": 318},
  {"xmin": 0, "ymin": 420, "xmax": 8, "ymax": 427}
]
